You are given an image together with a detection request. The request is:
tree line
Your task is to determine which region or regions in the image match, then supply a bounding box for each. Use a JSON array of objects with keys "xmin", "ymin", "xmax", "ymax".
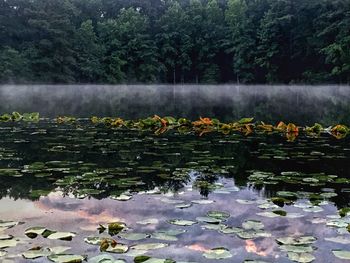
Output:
[{"xmin": 0, "ymin": 0, "xmax": 349, "ymax": 84}]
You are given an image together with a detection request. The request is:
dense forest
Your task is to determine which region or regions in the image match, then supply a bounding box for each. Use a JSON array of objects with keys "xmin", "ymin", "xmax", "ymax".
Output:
[{"xmin": 0, "ymin": 0, "xmax": 349, "ymax": 84}]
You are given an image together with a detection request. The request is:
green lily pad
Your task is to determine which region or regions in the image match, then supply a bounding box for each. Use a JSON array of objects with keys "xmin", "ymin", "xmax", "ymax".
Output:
[
  {"xmin": 0, "ymin": 221, "xmax": 19, "ymax": 230},
  {"xmin": 203, "ymin": 247, "xmax": 232, "ymax": 259},
  {"xmin": 108, "ymin": 222, "xmax": 126, "ymax": 235},
  {"xmin": 151, "ymin": 232, "xmax": 178, "ymax": 241},
  {"xmin": 280, "ymin": 245, "xmax": 313, "ymax": 253},
  {"xmin": 0, "ymin": 239, "xmax": 19, "ymax": 249},
  {"xmin": 119, "ymin": 233, "xmax": 150, "ymax": 241},
  {"xmin": 332, "ymin": 250, "xmax": 350, "ymax": 260},
  {"xmin": 325, "ymin": 236, "xmax": 350, "ymax": 244},
  {"xmin": 22, "ymin": 248, "xmax": 50, "ymax": 259},
  {"xmin": 131, "ymin": 243, "xmax": 168, "ymax": 250},
  {"xmin": 175, "ymin": 203, "xmax": 192, "ymax": 209},
  {"xmin": 287, "ymin": 252, "xmax": 315, "ymax": 263},
  {"xmin": 276, "ymin": 236, "xmax": 316, "ymax": 245},
  {"xmin": 48, "ymin": 254, "xmax": 87, "ymax": 263},
  {"xmin": 0, "ymin": 235, "xmax": 12, "ymax": 240},
  {"xmin": 47, "ymin": 232, "xmax": 76, "ymax": 241},
  {"xmin": 88, "ymin": 254, "xmax": 123, "ymax": 263},
  {"xmin": 242, "ymin": 220, "xmax": 264, "ymax": 230},
  {"xmin": 105, "ymin": 243, "xmax": 129, "ymax": 253},
  {"xmin": 207, "ymin": 211, "xmax": 230, "ymax": 220},
  {"xmin": 137, "ymin": 219, "xmax": 159, "ymax": 225},
  {"xmin": 196, "ymin": 217, "xmax": 222, "ymax": 224},
  {"xmin": 25, "ymin": 227, "xmax": 47, "ymax": 238},
  {"xmin": 191, "ymin": 200, "xmax": 214, "ymax": 205},
  {"xmin": 168, "ymin": 219, "xmax": 197, "ymax": 226}
]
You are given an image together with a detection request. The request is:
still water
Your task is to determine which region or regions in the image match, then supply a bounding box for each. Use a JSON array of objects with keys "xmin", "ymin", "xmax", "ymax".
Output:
[{"xmin": 0, "ymin": 85, "xmax": 350, "ymax": 263}]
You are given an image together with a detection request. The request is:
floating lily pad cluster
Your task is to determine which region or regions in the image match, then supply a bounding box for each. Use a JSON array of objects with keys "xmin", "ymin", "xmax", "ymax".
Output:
[
  {"xmin": 0, "ymin": 112, "xmax": 39, "ymax": 122},
  {"xmin": 90, "ymin": 116, "xmax": 348, "ymax": 140},
  {"xmin": 276, "ymin": 236, "xmax": 317, "ymax": 263}
]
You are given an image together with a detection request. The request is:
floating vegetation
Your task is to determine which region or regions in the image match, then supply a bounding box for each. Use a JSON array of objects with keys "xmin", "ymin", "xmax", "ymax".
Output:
[
  {"xmin": 1, "ymin": 113, "xmax": 349, "ymax": 140},
  {"xmin": 0, "ymin": 113, "xmax": 349, "ymax": 262}
]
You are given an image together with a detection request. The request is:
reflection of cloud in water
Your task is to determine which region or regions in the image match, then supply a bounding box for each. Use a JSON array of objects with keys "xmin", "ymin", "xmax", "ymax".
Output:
[{"xmin": 0, "ymin": 181, "xmax": 342, "ymax": 262}]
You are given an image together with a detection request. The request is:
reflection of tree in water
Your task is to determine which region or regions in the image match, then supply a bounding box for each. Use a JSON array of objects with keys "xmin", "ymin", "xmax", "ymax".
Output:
[{"xmin": 0, "ymin": 122, "xmax": 349, "ymax": 209}]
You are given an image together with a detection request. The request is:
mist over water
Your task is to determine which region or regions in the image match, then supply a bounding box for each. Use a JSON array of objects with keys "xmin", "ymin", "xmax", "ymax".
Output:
[{"xmin": 0, "ymin": 85, "xmax": 349, "ymax": 125}]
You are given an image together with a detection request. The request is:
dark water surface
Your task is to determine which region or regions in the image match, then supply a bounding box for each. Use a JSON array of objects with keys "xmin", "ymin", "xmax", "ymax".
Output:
[
  {"xmin": 0, "ymin": 120, "xmax": 349, "ymax": 262},
  {"xmin": 0, "ymin": 85, "xmax": 350, "ymax": 262},
  {"xmin": 0, "ymin": 85, "xmax": 349, "ymax": 125}
]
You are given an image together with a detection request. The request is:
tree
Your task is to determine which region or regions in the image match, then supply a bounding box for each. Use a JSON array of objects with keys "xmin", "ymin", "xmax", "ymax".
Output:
[
  {"xmin": 75, "ymin": 20, "xmax": 105, "ymax": 83},
  {"xmin": 226, "ymin": 0, "xmax": 269, "ymax": 83},
  {"xmin": 157, "ymin": 1, "xmax": 192, "ymax": 83},
  {"xmin": 0, "ymin": 46, "xmax": 29, "ymax": 83},
  {"xmin": 23, "ymin": 0, "xmax": 79, "ymax": 83}
]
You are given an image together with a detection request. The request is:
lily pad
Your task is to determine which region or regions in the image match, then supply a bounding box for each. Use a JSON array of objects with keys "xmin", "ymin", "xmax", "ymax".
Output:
[
  {"xmin": 203, "ymin": 247, "xmax": 232, "ymax": 259},
  {"xmin": 168, "ymin": 219, "xmax": 197, "ymax": 226},
  {"xmin": 119, "ymin": 233, "xmax": 150, "ymax": 241},
  {"xmin": 287, "ymin": 252, "xmax": 315, "ymax": 263},
  {"xmin": 332, "ymin": 250, "xmax": 350, "ymax": 260},
  {"xmin": 131, "ymin": 243, "xmax": 168, "ymax": 250},
  {"xmin": 48, "ymin": 254, "xmax": 87, "ymax": 263},
  {"xmin": 207, "ymin": 211, "xmax": 230, "ymax": 220},
  {"xmin": 47, "ymin": 232, "xmax": 76, "ymax": 241}
]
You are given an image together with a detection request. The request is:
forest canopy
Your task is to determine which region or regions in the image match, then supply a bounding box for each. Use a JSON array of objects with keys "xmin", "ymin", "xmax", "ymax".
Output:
[{"xmin": 0, "ymin": 0, "xmax": 349, "ymax": 84}]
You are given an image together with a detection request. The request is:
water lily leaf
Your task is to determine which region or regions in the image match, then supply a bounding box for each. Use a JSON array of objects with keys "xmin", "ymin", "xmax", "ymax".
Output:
[
  {"xmin": 0, "ymin": 250, "xmax": 7, "ymax": 257},
  {"xmin": 280, "ymin": 245, "xmax": 313, "ymax": 253},
  {"xmin": 219, "ymin": 226, "xmax": 243, "ymax": 234},
  {"xmin": 151, "ymin": 232, "xmax": 178, "ymax": 241},
  {"xmin": 137, "ymin": 219, "xmax": 159, "ymax": 225},
  {"xmin": 134, "ymin": 256, "xmax": 175, "ymax": 263},
  {"xmin": 327, "ymin": 219, "xmax": 349, "ymax": 228},
  {"xmin": 111, "ymin": 194, "xmax": 132, "ymax": 201},
  {"xmin": 196, "ymin": 217, "xmax": 222, "ymax": 224},
  {"xmin": 238, "ymin": 118, "xmax": 254, "ymax": 124},
  {"xmin": 131, "ymin": 243, "xmax": 168, "ymax": 250},
  {"xmin": 287, "ymin": 252, "xmax": 315, "ymax": 263},
  {"xmin": 88, "ymin": 254, "xmax": 122, "ymax": 263},
  {"xmin": 105, "ymin": 243, "xmax": 129, "ymax": 253},
  {"xmin": 325, "ymin": 236, "xmax": 350, "ymax": 244},
  {"xmin": 276, "ymin": 236, "xmax": 316, "ymax": 245},
  {"xmin": 119, "ymin": 233, "xmax": 150, "ymax": 241},
  {"xmin": 236, "ymin": 230, "xmax": 271, "ymax": 239},
  {"xmin": 47, "ymin": 232, "xmax": 76, "ymax": 241},
  {"xmin": 175, "ymin": 203, "xmax": 192, "ymax": 209},
  {"xmin": 48, "ymin": 254, "xmax": 87, "ymax": 263},
  {"xmin": 22, "ymin": 248, "xmax": 50, "ymax": 259},
  {"xmin": 242, "ymin": 220, "xmax": 264, "ymax": 230},
  {"xmin": 338, "ymin": 207, "xmax": 350, "ymax": 217},
  {"xmin": 0, "ymin": 221, "xmax": 19, "ymax": 230},
  {"xmin": 0, "ymin": 239, "xmax": 19, "ymax": 249},
  {"xmin": 203, "ymin": 247, "xmax": 232, "ymax": 259},
  {"xmin": 108, "ymin": 222, "xmax": 126, "ymax": 235},
  {"xmin": 332, "ymin": 250, "xmax": 350, "ymax": 260},
  {"xmin": 49, "ymin": 246, "xmax": 71, "ymax": 254},
  {"xmin": 25, "ymin": 227, "xmax": 47, "ymax": 238},
  {"xmin": 168, "ymin": 219, "xmax": 197, "ymax": 226},
  {"xmin": 191, "ymin": 200, "xmax": 214, "ymax": 205},
  {"xmin": 207, "ymin": 211, "xmax": 230, "ymax": 220},
  {"xmin": 0, "ymin": 235, "xmax": 12, "ymax": 240}
]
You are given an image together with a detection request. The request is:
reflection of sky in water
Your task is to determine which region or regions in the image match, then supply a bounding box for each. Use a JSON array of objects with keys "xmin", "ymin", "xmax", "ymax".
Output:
[{"xmin": 0, "ymin": 178, "xmax": 349, "ymax": 262}]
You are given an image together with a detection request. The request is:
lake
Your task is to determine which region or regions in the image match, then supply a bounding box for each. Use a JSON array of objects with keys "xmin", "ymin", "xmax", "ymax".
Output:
[{"xmin": 0, "ymin": 85, "xmax": 350, "ymax": 263}]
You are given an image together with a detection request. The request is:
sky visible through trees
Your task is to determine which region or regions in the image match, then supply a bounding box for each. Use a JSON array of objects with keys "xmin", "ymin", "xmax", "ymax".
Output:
[{"xmin": 0, "ymin": 0, "xmax": 349, "ymax": 84}]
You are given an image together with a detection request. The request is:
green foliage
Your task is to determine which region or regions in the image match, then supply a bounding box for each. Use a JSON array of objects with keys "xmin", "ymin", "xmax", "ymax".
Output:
[{"xmin": 0, "ymin": 0, "xmax": 349, "ymax": 84}]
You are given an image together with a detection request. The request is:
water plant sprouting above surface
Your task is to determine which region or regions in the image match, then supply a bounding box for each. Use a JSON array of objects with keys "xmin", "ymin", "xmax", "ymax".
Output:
[{"xmin": 0, "ymin": 112, "xmax": 349, "ymax": 141}]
